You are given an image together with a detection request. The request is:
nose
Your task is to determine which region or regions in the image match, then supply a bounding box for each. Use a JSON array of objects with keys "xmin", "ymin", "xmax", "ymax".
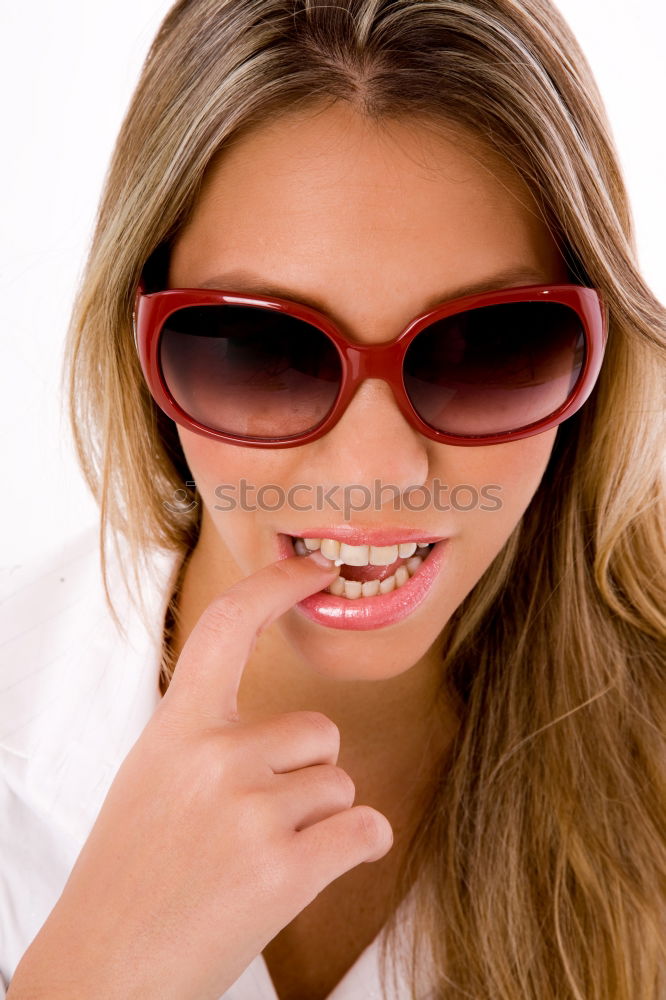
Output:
[{"xmin": 303, "ymin": 377, "xmax": 430, "ymax": 498}]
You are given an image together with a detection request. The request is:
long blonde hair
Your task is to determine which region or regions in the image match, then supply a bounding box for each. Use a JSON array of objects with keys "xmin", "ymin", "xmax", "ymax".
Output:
[{"xmin": 62, "ymin": 1, "xmax": 666, "ymax": 996}]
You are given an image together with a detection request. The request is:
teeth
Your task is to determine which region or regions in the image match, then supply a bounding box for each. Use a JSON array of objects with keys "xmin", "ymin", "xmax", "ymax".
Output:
[
  {"xmin": 299, "ymin": 537, "xmax": 424, "ymax": 567},
  {"xmin": 368, "ymin": 544, "xmax": 399, "ymax": 566},
  {"xmin": 291, "ymin": 536, "xmax": 436, "ymax": 592},
  {"xmin": 398, "ymin": 542, "xmax": 418, "ymax": 558},
  {"xmin": 339, "ymin": 542, "xmax": 370, "ymax": 566},
  {"xmin": 319, "ymin": 538, "xmax": 340, "ymax": 561},
  {"xmin": 325, "ymin": 554, "xmax": 424, "ymax": 598}
]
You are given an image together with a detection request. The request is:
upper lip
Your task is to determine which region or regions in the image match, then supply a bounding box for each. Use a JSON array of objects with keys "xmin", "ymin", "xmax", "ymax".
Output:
[{"xmin": 282, "ymin": 527, "xmax": 449, "ymax": 546}]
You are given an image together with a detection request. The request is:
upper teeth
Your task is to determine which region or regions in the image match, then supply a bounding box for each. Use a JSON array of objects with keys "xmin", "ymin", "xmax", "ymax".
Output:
[{"xmin": 294, "ymin": 537, "xmax": 432, "ymax": 565}]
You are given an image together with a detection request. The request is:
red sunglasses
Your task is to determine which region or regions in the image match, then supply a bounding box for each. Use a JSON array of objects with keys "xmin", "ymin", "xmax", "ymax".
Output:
[{"xmin": 133, "ymin": 278, "xmax": 606, "ymax": 448}]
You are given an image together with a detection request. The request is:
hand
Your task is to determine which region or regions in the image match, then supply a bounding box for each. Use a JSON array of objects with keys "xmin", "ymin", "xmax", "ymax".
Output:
[{"xmin": 8, "ymin": 551, "xmax": 394, "ymax": 1000}]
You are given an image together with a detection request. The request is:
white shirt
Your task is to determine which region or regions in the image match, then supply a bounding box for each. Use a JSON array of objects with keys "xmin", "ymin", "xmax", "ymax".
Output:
[{"xmin": 0, "ymin": 525, "xmax": 432, "ymax": 999}]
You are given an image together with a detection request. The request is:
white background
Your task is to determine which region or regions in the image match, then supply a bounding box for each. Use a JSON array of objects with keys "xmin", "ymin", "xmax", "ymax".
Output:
[{"xmin": 1, "ymin": 0, "xmax": 664, "ymax": 568}]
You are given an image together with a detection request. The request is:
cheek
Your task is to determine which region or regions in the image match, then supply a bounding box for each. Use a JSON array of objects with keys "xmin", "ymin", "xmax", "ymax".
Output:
[
  {"xmin": 175, "ymin": 427, "xmax": 300, "ymax": 512},
  {"xmin": 487, "ymin": 429, "xmax": 558, "ymax": 507},
  {"xmin": 444, "ymin": 428, "xmax": 557, "ymax": 549},
  {"xmin": 177, "ymin": 429, "xmax": 244, "ymax": 495}
]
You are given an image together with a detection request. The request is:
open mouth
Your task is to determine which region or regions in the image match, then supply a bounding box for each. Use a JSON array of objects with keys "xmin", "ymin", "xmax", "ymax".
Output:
[{"xmin": 289, "ymin": 535, "xmax": 436, "ymax": 599}]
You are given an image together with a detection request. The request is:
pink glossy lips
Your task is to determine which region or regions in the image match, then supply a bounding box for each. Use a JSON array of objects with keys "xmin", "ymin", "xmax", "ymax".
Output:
[{"xmin": 276, "ymin": 533, "xmax": 449, "ymax": 630}]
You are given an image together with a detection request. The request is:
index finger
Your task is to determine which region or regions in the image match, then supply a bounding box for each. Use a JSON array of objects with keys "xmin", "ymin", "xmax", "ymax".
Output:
[{"xmin": 159, "ymin": 551, "xmax": 340, "ymax": 725}]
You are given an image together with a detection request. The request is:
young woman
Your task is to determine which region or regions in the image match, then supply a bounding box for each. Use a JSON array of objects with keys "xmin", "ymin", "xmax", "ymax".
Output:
[{"xmin": 3, "ymin": 1, "xmax": 665, "ymax": 998}]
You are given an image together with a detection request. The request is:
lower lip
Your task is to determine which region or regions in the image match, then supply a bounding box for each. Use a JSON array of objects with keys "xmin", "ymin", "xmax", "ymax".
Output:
[{"xmin": 276, "ymin": 534, "xmax": 450, "ymax": 630}]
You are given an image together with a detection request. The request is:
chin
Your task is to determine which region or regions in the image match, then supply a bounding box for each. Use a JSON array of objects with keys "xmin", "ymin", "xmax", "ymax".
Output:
[{"xmin": 275, "ymin": 611, "xmax": 447, "ymax": 683}]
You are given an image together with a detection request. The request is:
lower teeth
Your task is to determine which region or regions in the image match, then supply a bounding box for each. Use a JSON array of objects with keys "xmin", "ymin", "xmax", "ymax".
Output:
[{"xmin": 295, "ymin": 543, "xmax": 434, "ymax": 599}]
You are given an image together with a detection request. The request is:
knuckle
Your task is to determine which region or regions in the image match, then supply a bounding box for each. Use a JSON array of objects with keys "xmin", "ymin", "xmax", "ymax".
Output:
[
  {"xmin": 153, "ymin": 737, "xmax": 226, "ymax": 809},
  {"xmin": 269, "ymin": 559, "xmax": 298, "ymax": 586},
  {"xmin": 187, "ymin": 733, "xmax": 234, "ymax": 788},
  {"xmin": 354, "ymin": 806, "xmax": 390, "ymax": 849},
  {"xmin": 185, "ymin": 728, "xmax": 249, "ymax": 792},
  {"xmin": 203, "ymin": 595, "xmax": 248, "ymax": 634},
  {"xmin": 328, "ymin": 765, "xmax": 355, "ymax": 801},
  {"xmin": 191, "ymin": 732, "xmax": 221, "ymax": 769},
  {"xmin": 210, "ymin": 726, "xmax": 252, "ymax": 773},
  {"xmin": 302, "ymin": 711, "xmax": 340, "ymax": 746}
]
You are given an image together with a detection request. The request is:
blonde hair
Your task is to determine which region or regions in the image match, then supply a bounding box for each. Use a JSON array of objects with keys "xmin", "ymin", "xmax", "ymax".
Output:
[{"xmin": 62, "ymin": 1, "xmax": 666, "ymax": 996}]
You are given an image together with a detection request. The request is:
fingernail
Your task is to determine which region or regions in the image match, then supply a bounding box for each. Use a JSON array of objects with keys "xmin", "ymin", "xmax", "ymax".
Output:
[{"xmin": 308, "ymin": 549, "xmax": 340, "ymax": 570}]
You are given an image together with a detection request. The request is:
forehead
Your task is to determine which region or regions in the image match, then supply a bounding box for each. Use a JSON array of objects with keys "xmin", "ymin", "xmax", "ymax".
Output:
[{"xmin": 169, "ymin": 101, "xmax": 564, "ymax": 310}]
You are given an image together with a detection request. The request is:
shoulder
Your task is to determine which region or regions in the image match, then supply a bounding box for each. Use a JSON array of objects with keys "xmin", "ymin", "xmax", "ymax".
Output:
[
  {"xmin": 0, "ymin": 525, "xmax": 104, "ymax": 743},
  {"xmin": 0, "ymin": 523, "xmax": 100, "ymax": 643},
  {"xmin": 0, "ymin": 523, "xmax": 184, "ymax": 760}
]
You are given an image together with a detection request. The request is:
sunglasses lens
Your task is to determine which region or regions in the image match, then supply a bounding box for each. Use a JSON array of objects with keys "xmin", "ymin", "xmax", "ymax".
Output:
[
  {"xmin": 403, "ymin": 301, "xmax": 586, "ymax": 435},
  {"xmin": 159, "ymin": 305, "xmax": 342, "ymax": 439}
]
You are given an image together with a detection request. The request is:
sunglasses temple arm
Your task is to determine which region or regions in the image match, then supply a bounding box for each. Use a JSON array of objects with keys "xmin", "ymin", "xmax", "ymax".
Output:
[{"xmin": 132, "ymin": 277, "xmax": 146, "ymax": 354}]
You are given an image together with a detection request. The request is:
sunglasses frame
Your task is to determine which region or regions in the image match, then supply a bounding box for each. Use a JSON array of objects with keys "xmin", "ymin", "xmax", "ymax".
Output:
[{"xmin": 133, "ymin": 278, "xmax": 607, "ymax": 448}]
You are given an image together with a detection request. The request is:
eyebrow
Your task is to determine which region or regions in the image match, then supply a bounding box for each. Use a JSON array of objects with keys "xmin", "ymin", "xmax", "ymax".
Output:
[{"xmin": 194, "ymin": 265, "xmax": 555, "ymax": 317}]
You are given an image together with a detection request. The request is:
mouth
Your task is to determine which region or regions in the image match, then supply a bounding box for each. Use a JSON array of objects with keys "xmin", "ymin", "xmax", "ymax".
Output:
[
  {"xmin": 276, "ymin": 531, "xmax": 451, "ymax": 630},
  {"xmin": 282, "ymin": 533, "xmax": 438, "ymax": 599}
]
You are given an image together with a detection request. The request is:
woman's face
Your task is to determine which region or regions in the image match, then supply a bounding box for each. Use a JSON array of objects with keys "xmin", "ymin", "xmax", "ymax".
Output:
[{"xmin": 167, "ymin": 101, "xmax": 569, "ymax": 682}]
